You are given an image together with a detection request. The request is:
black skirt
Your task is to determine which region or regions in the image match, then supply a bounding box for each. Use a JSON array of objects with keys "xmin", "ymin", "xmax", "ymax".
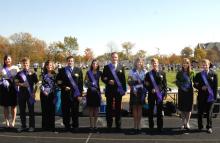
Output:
[
  {"xmin": 0, "ymin": 80, "xmax": 17, "ymax": 106},
  {"xmin": 86, "ymin": 88, "xmax": 101, "ymax": 107},
  {"xmin": 130, "ymin": 88, "xmax": 145, "ymax": 106},
  {"xmin": 178, "ymin": 88, "xmax": 193, "ymax": 112}
]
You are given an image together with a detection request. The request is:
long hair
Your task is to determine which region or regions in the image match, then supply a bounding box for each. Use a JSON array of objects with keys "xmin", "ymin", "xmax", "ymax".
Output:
[
  {"xmin": 182, "ymin": 58, "xmax": 191, "ymax": 74},
  {"xmin": 43, "ymin": 60, "xmax": 55, "ymax": 74},
  {"xmin": 90, "ymin": 59, "xmax": 100, "ymax": 71},
  {"xmin": 3, "ymin": 55, "xmax": 12, "ymax": 68},
  {"xmin": 133, "ymin": 57, "xmax": 144, "ymax": 70}
]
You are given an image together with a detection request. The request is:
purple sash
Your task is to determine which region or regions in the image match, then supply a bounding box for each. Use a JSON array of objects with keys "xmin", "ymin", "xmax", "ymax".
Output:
[
  {"xmin": 65, "ymin": 67, "xmax": 80, "ymax": 97},
  {"xmin": 88, "ymin": 70, "xmax": 101, "ymax": 98},
  {"xmin": 19, "ymin": 71, "xmax": 36, "ymax": 105},
  {"xmin": 132, "ymin": 68, "xmax": 147, "ymax": 101},
  {"xmin": 42, "ymin": 73, "xmax": 57, "ymax": 104},
  {"xmin": 4, "ymin": 67, "xmax": 19, "ymax": 93},
  {"xmin": 41, "ymin": 74, "xmax": 54, "ymax": 94},
  {"xmin": 4, "ymin": 67, "xmax": 13, "ymax": 80},
  {"xmin": 0, "ymin": 68, "xmax": 11, "ymax": 88},
  {"xmin": 201, "ymin": 71, "xmax": 214, "ymax": 102},
  {"xmin": 149, "ymin": 71, "xmax": 162, "ymax": 102},
  {"xmin": 181, "ymin": 72, "xmax": 191, "ymax": 91},
  {"xmin": 108, "ymin": 63, "xmax": 125, "ymax": 96}
]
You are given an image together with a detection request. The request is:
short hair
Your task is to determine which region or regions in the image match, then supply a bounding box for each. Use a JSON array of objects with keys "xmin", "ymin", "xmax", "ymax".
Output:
[
  {"xmin": 111, "ymin": 52, "xmax": 118, "ymax": 57},
  {"xmin": 21, "ymin": 57, "xmax": 30, "ymax": 63},
  {"xmin": 202, "ymin": 59, "xmax": 210, "ymax": 65},
  {"xmin": 151, "ymin": 58, "xmax": 158, "ymax": 63},
  {"xmin": 66, "ymin": 56, "xmax": 74, "ymax": 61}
]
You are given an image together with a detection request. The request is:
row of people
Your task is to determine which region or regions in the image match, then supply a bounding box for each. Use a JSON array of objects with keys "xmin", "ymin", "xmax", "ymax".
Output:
[{"xmin": 0, "ymin": 53, "xmax": 218, "ymax": 134}]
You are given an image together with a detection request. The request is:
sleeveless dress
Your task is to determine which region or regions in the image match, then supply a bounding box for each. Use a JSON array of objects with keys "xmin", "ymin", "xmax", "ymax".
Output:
[{"xmin": 0, "ymin": 65, "xmax": 19, "ymax": 106}]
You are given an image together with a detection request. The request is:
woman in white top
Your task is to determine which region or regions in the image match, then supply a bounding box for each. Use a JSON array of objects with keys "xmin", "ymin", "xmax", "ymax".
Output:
[
  {"xmin": 0, "ymin": 55, "xmax": 19, "ymax": 127},
  {"xmin": 128, "ymin": 57, "xmax": 147, "ymax": 134}
]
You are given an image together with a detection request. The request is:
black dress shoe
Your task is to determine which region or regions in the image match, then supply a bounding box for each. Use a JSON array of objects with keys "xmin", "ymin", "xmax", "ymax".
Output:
[
  {"xmin": 71, "ymin": 127, "xmax": 79, "ymax": 133},
  {"xmin": 198, "ymin": 127, "xmax": 203, "ymax": 131},
  {"xmin": 136, "ymin": 129, "xmax": 142, "ymax": 134},
  {"xmin": 93, "ymin": 127, "xmax": 99, "ymax": 133},
  {"xmin": 157, "ymin": 128, "xmax": 163, "ymax": 132},
  {"xmin": 64, "ymin": 127, "xmax": 70, "ymax": 132}
]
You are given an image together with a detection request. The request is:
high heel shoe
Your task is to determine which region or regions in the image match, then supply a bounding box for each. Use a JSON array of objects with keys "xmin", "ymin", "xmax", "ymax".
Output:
[
  {"xmin": 10, "ymin": 121, "xmax": 15, "ymax": 128},
  {"xmin": 5, "ymin": 120, "xmax": 10, "ymax": 127}
]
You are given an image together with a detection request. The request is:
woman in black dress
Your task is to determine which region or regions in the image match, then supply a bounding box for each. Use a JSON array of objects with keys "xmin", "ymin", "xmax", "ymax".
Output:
[
  {"xmin": 84, "ymin": 59, "xmax": 102, "ymax": 131},
  {"xmin": 40, "ymin": 60, "xmax": 56, "ymax": 131},
  {"xmin": 176, "ymin": 58, "xmax": 194, "ymax": 130},
  {"xmin": 0, "ymin": 55, "xmax": 19, "ymax": 127}
]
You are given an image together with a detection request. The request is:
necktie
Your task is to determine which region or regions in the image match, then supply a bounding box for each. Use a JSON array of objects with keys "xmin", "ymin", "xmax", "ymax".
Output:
[
  {"xmin": 69, "ymin": 66, "xmax": 73, "ymax": 73},
  {"xmin": 24, "ymin": 70, "xmax": 28, "ymax": 75}
]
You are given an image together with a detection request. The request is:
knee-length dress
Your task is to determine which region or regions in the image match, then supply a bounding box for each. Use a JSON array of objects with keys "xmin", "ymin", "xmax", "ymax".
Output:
[
  {"xmin": 0, "ymin": 65, "xmax": 19, "ymax": 106},
  {"xmin": 85, "ymin": 70, "xmax": 102, "ymax": 107},
  {"xmin": 176, "ymin": 71, "xmax": 194, "ymax": 112}
]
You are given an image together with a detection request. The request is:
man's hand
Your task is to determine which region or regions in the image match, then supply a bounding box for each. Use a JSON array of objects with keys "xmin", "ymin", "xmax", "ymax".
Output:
[
  {"xmin": 65, "ymin": 86, "xmax": 71, "ymax": 91},
  {"xmin": 152, "ymin": 89, "xmax": 156, "ymax": 93},
  {"xmin": 77, "ymin": 96, "xmax": 82, "ymax": 101},
  {"xmin": 19, "ymin": 82, "xmax": 29, "ymax": 87},
  {"xmin": 43, "ymin": 91, "xmax": 49, "ymax": 96},
  {"xmin": 108, "ymin": 80, "xmax": 115, "ymax": 85},
  {"xmin": 32, "ymin": 93, "xmax": 36, "ymax": 99},
  {"xmin": 202, "ymin": 86, "xmax": 207, "ymax": 91}
]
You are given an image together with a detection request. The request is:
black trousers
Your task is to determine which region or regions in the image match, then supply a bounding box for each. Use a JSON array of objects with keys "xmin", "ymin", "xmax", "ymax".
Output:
[
  {"xmin": 197, "ymin": 98, "xmax": 214, "ymax": 129},
  {"xmin": 106, "ymin": 93, "xmax": 122, "ymax": 128},
  {"xmin": 18, "ymin": 93, "xmax": 35, "ymax": 128},
  {"xmin": 148, "ymin": 95, "xmax": 163, "ymax": 129},
  {"xmin": 40, "ymin": 92, "xmax": 55, "ymax": 130},
  {"xmin": 61, "ymin": 92, "xmax": 79, "ymax": 129}
]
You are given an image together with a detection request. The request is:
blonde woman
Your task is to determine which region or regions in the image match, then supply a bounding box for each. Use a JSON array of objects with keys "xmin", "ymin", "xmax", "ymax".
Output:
[
  {"xmin": 128, "ymin": 57, "xmax": 147, "ymax": 134},
  {"xmin": 176, "ymin": 58, "xmax": 194, "ymax": 130}
]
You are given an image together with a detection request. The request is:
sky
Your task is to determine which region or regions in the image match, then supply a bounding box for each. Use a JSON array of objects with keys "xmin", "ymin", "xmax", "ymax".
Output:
[{"xmin": 1, "ymin": 0, "xmax": 220, "ymax": 56}]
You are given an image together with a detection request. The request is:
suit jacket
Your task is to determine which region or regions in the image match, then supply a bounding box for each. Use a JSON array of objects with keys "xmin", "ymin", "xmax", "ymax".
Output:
[
  {"xmin": 15, "ymin": 69, "xmax": 38, "ymax": 95},
  {"xmin": 193, "ymin": 70, "xmax": 218, "ymax": 101},
  {"xmin": 56, "ymin": 66, "xmax": 83, "ymax": 95},
  {"xmin": 145, "ymin": 70, "xmax": 167, "ymax": 98},
  {"xmin": 101, "ymin": 63, "xmax": 126, "ymax": 95}
]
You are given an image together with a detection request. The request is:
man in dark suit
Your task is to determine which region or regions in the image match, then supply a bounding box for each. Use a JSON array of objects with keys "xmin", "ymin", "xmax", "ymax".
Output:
[
  {"xmin": 56, "ymin": 56, "xmax": 83, "ymax": 131},
  {"xmin": 101, "ymin": 52, "xmax": 126, "ymax": 130},
  {"xmin": 194, "ymin": 59, "xmax": 218, "ymax": 134},
  {"xmin": 145, "ymin": 58, "xmax": 167, "ymax": 132}
]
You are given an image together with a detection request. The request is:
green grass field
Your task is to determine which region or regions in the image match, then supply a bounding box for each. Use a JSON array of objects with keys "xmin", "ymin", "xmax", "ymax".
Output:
[
  {"xmin": 83, "ymin": 69, "xmax": 220, "ymax": 88},
  {"xmin": 37, "ymin": 68, "xmax": 220, "ymax": 88}
]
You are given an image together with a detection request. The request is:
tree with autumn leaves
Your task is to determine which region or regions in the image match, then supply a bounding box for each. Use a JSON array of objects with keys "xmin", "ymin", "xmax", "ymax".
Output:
[
  {"xmin": 0, "ymin": 33, "xmax": 46, "ymax": 64},
  {"xmin": 0, "ymin": 33, "xmax": 219, "ymax": 65}
]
